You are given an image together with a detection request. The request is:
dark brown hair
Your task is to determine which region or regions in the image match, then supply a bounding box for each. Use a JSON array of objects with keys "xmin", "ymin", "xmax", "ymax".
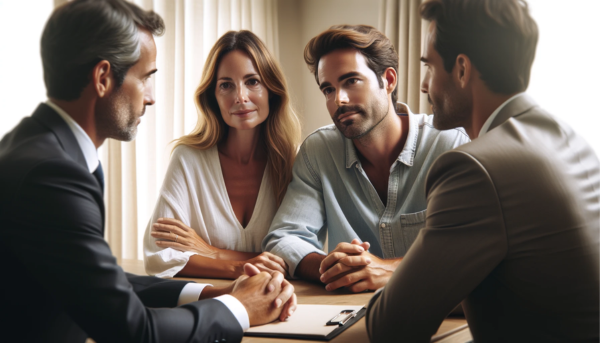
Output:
[
  {"xmin": 420, "ymin": 0, "xmax": 538, "ymax": 94},
  {"xmin": 41, "ymin": 0, "xmax": 165, "ymax": 100},
  {"xmin": 304, "ymin": 24, "xmax": 399, "ymax": 104}
]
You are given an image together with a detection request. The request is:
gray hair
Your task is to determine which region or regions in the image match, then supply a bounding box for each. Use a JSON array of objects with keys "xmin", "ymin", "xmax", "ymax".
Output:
[{"xmin": 41, "ymin": 0, "xmax": 164, "ymax": 100}]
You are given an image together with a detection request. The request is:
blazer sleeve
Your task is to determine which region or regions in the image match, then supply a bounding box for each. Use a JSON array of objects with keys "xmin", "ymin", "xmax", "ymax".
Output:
[
  {"xmin": 366, "ymin": 151, "xmax": 507, "ymax": 343},
  {"xmin": 4, "ymin": 159, "xmax": 243, "ymax": 343}
]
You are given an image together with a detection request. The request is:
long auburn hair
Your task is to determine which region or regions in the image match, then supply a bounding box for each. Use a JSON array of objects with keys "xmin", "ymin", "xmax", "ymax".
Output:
[{"xmin": 175, "ymin": 30, "xmax": 301, "ymax": 205}]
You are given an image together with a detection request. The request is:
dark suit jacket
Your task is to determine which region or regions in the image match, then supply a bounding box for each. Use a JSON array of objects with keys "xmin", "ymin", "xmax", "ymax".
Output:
[
  {"xmin": 0, "ymin": 104, "xmax": 243, "ymax": 343},
  {"xmin": 366, "ymin": 95, "xmax": 600, "ymax": 342}
]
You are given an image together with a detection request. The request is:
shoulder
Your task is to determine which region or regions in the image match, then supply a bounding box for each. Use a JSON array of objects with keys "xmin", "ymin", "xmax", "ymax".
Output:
[
  {"xmin": 425, "ymin": 149, "xmax": 493, "ymax": 196},
  {"xmin": 299, "ymin": 124, "xmax": 344, "ymax": 152},
  {"xmin": 169, "ymin": 144, "xmax": 216, "ymax": 170},
  {"xmin": 171, "ymin": 144, "xmax": 213, "ymax": 160},
  {"xmin": 0, "ymin": 119, "xmax": 87, "ymax": 202},
  {"xmin": 417, "ymin": 113, "xmax": 471, "ymax": 149}
]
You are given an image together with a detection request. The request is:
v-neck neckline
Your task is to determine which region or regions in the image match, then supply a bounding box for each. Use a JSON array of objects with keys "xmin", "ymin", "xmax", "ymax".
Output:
[{"xmin": 212, "ymin": 146, "xmax": 268, "ymax": 230}]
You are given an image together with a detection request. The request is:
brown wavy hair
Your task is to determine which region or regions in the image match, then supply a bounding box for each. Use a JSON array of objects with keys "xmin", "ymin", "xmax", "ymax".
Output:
[
  {"xmin": 175, "ymin": 30, "xmax": 301, "ymax": 205},
  {"xmin": 304, "ymin": 24, "xmax": 399, "ymax": 104}
]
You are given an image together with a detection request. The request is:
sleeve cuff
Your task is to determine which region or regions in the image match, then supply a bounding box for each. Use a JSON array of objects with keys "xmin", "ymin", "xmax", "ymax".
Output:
[
  {"xmin": 214, "ymin": 294, "xmax": 250, "ymax": 331},
  {"xmin": 177, "ymin": 283, "xmax": 213, "ymax": 306},
  {"xmin": 269, "ymin": 242, "xmax": 326, "ymax": 278}
]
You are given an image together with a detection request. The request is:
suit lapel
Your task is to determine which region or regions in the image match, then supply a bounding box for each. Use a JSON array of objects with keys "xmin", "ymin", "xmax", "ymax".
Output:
[
  {"xmin": 488, "ymin": 94, "xmax": 539, "ymax": 132},
  {"xmin": 31, "ymin": 103, "xmax": 106, "ymax": 231}
]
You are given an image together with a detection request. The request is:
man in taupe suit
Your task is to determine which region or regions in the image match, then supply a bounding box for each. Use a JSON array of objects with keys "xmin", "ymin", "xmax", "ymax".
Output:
[{"xmin": 366, "ymin": 0, "xmax": 600, "ymax": 342}]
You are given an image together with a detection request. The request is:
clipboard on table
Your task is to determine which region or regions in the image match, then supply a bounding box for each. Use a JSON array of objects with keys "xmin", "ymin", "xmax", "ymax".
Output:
[{"xmin": 245, "ymin": 304, "xmax": 366, "ymax": 341}]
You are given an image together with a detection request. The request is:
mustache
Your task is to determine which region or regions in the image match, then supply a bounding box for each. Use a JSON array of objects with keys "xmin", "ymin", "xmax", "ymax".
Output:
[{"xmin": 334, "ymin": 105, "xmax": 364, "ymax": 121}]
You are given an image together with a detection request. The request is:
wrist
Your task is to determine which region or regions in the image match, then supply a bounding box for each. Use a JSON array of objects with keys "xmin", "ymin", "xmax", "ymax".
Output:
[
  {"xmin": 199, "ymin": 284, "xmax": 232, "ymax": 300},
  {"xmin": 232, "ymin": 260, "xmax": 245, "ymax": 277}
]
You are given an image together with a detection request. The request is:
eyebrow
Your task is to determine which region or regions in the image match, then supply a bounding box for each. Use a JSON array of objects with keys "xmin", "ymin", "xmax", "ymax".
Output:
[
  {"xmin": 217, "ymin": 73, "xmax": 259, "ymax": 81},
  {"xmin": 319, "ymin": 71, "xmax": 362, "ymax": 91},
  {"xmin": 144, "ymin": 69, "xmax": 158, "ymax": 78}
]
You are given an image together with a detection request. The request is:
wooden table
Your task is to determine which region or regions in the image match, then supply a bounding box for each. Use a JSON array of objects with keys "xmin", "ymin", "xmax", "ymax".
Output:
[{"xmin": 121, "ymin": 259, "xmax": 472, "ymax": 343}]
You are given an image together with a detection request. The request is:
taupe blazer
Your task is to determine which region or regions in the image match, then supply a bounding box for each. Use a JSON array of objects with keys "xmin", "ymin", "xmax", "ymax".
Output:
[{"xmin": 366, "ymin": 95, "xmax": 599, "ymax": 342}]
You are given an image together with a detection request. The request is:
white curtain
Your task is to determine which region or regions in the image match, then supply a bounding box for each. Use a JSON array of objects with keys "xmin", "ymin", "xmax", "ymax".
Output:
[
  {"xmin": 98, "ymin": 0, "xmax": 280, "ymax": 263},
  {"xmin": 379, "ymin": 0, "xmax": 428, "ymax": 113}
]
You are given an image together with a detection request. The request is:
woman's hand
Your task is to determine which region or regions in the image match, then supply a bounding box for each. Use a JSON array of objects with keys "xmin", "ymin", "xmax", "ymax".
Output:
[
  {"xmin": 245, "ymin": 252, "xmax": 288, "ymax": 276},
  {"xmin": 151, "ymin": 218, "xmax": 219, "ymax": 258}
]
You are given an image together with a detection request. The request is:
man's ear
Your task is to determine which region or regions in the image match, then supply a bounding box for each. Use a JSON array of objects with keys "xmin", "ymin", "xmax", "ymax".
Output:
[
  {"xmin": 383, "ymin": 67, "xmax": 398, "ymax": 95},
  {"xmin": 454, "ymin": 54, "xmax": 472, "ymax": 89},
  {"xmin": 91, "ymin": 60, "xmax": 113, "ymax": 98}
]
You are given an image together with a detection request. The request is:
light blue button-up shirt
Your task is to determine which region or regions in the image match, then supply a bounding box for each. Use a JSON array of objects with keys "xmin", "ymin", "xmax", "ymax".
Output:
[{"xmin": 262, "ymin": 103, "xmax": 470, "ymax": 277}]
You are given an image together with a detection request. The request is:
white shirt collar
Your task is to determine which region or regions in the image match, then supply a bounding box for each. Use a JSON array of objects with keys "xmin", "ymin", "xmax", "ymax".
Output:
[
  {"xmin": 478, "ymin": 93, "xmax": 525, "ymax": 138},
  {"xmin": 45, "ymin": 100, "xmax": 99, "ymax": 173}
]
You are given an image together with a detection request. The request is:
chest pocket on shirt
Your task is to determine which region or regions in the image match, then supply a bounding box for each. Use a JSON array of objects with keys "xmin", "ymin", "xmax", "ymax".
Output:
[{"xmin": 400, "ymin": 209, "xmax": 427, "ymax": 251}]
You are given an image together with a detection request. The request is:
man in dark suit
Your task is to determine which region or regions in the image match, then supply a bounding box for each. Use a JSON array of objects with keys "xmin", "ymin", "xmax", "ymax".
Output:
[
  {"xmin": 0, "ymin": 0, "xmax": 295, "ymax": 342},
  {"xmin": 366, "ymin": 0, "xmax": 599, "ymax": 342}
]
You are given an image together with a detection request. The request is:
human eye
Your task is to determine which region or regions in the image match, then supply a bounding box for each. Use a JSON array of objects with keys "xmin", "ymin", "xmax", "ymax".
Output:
[
  {"xmin": 322, "ymin": 87, "xmax": 333, "ymax": 96},
  {"xmin": 246, "ymin": 78, "xmax": 260, "ymax": 86},
  {"xmin": 219, "ymin": 82, "xmax": 232, "ymax": 90},
  {"xmin": 346, "ymin": 78, "xmax": 360, "ymax": 85}
]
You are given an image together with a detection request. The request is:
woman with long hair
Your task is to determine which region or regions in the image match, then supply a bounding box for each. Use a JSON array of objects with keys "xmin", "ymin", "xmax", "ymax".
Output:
[{"xmin": 143, "ymin": 30, "xmax": 301, "ymax": 279}]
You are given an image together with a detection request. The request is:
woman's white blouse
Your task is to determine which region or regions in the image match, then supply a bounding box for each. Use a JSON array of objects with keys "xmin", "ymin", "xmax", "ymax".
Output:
[{"xmin": 143, "ymin": 145, "xmax": 277, "ymax": 278}]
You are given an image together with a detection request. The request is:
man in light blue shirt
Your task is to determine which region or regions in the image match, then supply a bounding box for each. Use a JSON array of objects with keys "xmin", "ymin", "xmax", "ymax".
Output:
[{"xmin": 263, "ymin": 24, "xmax": 469, "ymax": 292}]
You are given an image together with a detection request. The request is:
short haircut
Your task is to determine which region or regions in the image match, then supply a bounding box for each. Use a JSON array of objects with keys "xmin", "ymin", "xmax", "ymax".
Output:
[
  {"xmin": 41, "ymin": 0, "xmax": 165, "ymax": 101},
  {"xmin": 420, "ymin": 0, "xmax": 538, "ymax": 94},
  {"xmin": 304, "ymin": 24, "xmax": 399, "ymax": 104}
]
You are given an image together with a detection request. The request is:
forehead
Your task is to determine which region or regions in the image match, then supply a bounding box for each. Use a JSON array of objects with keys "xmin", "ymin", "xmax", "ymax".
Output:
[
  {"xmin": 132, "ymin": 28, "xmax": 156, "ymax": 70},
  {"xmin": 317, "ymin": 48, "xmax": 373, "ymax": 84},
  {"xmin": 139, "ymin": 29, "xmax": 156, "ymax": 59},
  {"xmin": 217, "ymin": 50, "xmax": 258, "ymax": 77},
  {"xmin": 422, "ymin": 21, "xmax": 436, "ymax": 58}
]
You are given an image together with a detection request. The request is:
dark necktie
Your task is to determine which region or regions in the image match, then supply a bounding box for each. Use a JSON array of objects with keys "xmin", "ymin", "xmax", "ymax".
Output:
[{"xmin": 93, "ymin": 161, "xmax": 104, "ymax": 195}]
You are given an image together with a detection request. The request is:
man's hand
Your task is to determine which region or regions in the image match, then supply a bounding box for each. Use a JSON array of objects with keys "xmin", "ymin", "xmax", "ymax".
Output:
[
  {"xmin": 243, "ymin": 263, "xmax": 296, "ymax": 321},
  {"xmin": 319, "ymin": 239, "xmax": 401, "ymax": 292},
  {"xmin": 231, "ymin": 264, "xmax": 296, "ymax": 326}
]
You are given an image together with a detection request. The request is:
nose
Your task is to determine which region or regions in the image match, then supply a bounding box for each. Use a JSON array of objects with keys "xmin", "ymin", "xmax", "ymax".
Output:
[
  {"xmin": 420, "ymin": 74, "xmax": 429, "ymax": 95},
  {"xmin": 335, "ymin": 88, "xmax": 349, "ymax": 108},
  {"xmin": 235, "ymin": 85, "xmax": 249, "ymax": 104},
  {"xmin": 145, "ymin": 79, "xmax": 156, "ymax": 106}
]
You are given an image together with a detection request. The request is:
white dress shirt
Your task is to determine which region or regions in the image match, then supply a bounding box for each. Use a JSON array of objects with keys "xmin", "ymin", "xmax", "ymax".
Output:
[
  {"xmin": 45, "ymin": 100, "xmax": 249, "ymax": 331},
  {"xmin": 478, "ymin": 93, "xmax": 525, "ymax": 138}
]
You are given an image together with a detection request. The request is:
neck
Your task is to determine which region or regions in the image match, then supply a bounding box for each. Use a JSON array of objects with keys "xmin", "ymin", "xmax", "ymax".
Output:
[
  {"xmin": 353, "ymin": 101, "xmax": 406, "ymax": 170},
  {"xmin": 49, "ymin": 96, "xmax": 106, "ymax": 148},
  {"xmin": 468, "ymin": 90, "xmax": 519, "ymax": 139},
  {"xmin": 219, "ymin": 127, "xmax": 266, "ymax": 164}
]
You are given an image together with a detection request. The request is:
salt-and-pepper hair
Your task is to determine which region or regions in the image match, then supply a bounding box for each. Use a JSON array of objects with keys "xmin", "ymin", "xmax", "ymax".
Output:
[{"xmin": 41, "ymin": 0, "xmax": 164, "ymax": 100}]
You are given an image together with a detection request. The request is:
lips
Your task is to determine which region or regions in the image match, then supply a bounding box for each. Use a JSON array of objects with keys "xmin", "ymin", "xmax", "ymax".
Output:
[
  {"xmin": 231, "ymin": 109, "xmax": 256, "ymax": 116},
  {"xmin": 337, "ymin": 111, "xmax": 360, "ymax": 122}
]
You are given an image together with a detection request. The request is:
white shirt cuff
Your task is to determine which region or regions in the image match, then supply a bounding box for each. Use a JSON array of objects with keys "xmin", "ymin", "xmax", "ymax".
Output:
[
  {"xmin": 214, "ymin": 294, "xmax": 250, "ymax": 331},
  {"xmin": 177, "ymin": 283, "xmax": 213, "ymax": 306}
]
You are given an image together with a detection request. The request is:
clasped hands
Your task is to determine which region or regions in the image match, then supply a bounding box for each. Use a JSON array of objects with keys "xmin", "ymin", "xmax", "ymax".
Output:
[
  {"xmin": 318, "ymin": 239, "xmax": 399, "ymax": 293},
  {"xmin": 231, "ymin": 263, "xmax": 297, "ymax": 325}
]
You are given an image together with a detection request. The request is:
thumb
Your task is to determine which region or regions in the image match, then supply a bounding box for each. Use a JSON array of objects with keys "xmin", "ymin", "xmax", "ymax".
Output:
[{"xmin": 244, "ymin": 263, "xmax": 261, "ymax": 276}]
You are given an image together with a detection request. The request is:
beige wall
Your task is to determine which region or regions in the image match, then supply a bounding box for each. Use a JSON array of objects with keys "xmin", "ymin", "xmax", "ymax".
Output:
[{"xmin": 278, "ymin": 0, "xmax": 382, "ymax": 139}]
